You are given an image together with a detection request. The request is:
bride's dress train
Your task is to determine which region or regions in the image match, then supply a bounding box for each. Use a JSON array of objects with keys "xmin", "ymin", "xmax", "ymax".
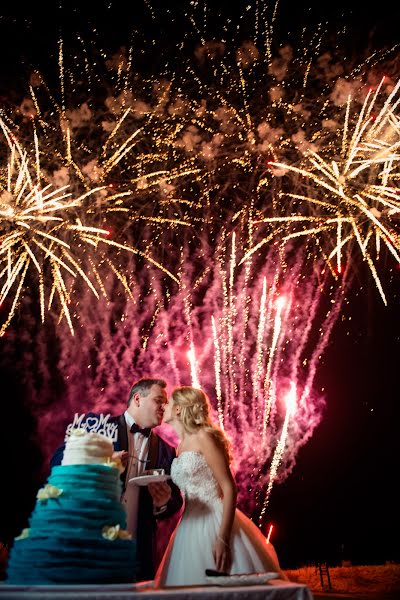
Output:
[{"xmin": 155, "ymin": 451, "xmax": 286, "ymax": 586}]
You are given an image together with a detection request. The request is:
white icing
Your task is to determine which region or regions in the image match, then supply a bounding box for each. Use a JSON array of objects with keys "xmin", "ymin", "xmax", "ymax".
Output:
[{"xmin": 61, "ymin": 431, "xmax": 114, "ymax": 465}]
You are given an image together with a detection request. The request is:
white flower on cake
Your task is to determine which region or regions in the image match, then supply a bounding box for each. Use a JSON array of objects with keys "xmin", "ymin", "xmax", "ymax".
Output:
[
  {"xmin": 37, "ymin": 484, "xmax": 63, "ymax": 501},
  {"xmin": 102, "ymin": 524, "xmax": 132, "ymax": 541},
  {"xmin": 102, "ymin": 525, "xmax": 120, "ymax": 540},
  {"xmin": 15, "ymin": 528, "xmax": 29, "ymax": 540}
]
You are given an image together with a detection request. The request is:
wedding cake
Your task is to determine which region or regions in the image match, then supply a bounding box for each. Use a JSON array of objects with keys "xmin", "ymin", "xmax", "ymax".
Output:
[{"xmin": 6, "ymin": 424, "xmax": 136, "ymax": 585}]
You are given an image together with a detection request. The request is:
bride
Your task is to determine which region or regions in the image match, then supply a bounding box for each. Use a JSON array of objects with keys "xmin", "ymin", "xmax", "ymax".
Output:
[{"xmin": 155, "ymin": 386, "xmax": 287, "ymax": 586}]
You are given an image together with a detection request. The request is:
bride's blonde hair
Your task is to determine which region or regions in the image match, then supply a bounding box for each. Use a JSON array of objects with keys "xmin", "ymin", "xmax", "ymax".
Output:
[{"xmin": 171, "ymin": 386, "xmax": 233, "ymax": 464}]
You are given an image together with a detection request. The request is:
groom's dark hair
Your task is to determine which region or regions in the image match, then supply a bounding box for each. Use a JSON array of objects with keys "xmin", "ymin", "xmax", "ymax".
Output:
[{"xmin": 127, "ymin": 378, "xmax": 167, "ymax": 406}]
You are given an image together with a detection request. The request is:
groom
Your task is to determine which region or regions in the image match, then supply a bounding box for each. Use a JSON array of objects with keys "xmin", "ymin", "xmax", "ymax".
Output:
[{"xmin": 50, "ymin": 377, "xmax": 183, "ymax": 582}]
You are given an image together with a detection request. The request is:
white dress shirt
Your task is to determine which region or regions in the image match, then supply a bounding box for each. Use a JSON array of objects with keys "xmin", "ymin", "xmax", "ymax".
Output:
[{"xmin": 121, "ymin": 410, "xmax": 151, "ymax": 538}]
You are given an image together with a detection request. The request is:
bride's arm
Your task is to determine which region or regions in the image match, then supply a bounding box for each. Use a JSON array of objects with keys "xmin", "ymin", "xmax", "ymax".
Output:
[{"xmin": 201, "ymin": 431, "xmax": 237, "ymax": 572}]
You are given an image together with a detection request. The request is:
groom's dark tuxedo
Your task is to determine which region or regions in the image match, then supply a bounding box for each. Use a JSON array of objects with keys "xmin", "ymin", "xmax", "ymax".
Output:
[{"xmin": 50, "ymin": 413, "xmax": 182, "ymax": 582}]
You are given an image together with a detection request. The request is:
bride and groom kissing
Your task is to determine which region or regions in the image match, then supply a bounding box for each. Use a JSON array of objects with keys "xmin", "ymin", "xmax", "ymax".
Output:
[{"xmin": 50, "ymin": 377, "xmax": 286, "ymax": 585}]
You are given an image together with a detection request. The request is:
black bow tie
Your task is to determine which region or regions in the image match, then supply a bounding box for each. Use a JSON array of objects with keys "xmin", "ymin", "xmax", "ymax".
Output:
[{"xmin": 130, "ymin": 423, "xmax": 151, "ymax": 437}]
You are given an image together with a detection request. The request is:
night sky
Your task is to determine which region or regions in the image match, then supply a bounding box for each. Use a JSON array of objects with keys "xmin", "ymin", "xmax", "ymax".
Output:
[{"xmin": 0, "ymin": 0, "xmax": 399, "ymax": 572}]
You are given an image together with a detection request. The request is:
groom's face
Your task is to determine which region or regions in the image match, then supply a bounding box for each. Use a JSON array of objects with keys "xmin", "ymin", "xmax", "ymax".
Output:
[
  {"xmin": 137, "ymin": 384, "xmax": 168, "ymax": 428},
  {"xmin": 162, "ymin": 395, "xmax": 174, "ymax": 423}
]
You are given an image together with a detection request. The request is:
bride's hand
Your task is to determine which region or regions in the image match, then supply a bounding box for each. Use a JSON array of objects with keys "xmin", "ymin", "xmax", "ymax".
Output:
[{"xmin": 213, "ymin": 537, "xmax": 232, "ymax": 573}]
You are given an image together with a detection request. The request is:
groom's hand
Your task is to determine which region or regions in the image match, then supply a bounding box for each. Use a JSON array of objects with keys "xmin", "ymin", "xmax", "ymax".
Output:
[
  {"xmin": 148, "ymin": 482, "xmax": 172, "ymax": 508},
  {"xmin": 112, "ymin": 450, "xmax": 129, "ymax": 469}
]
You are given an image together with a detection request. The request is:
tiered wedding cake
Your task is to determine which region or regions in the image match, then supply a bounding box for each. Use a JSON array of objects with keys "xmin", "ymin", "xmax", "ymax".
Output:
[{"xmin": 6, "ymin": 424, "xmax": 136, "ymax": 585}]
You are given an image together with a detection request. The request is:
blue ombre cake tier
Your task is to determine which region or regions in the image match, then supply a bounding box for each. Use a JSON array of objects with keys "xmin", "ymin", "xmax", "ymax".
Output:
[{"xmin": 6, "ymin": 464, "xmax": 136, "ymax": 584}]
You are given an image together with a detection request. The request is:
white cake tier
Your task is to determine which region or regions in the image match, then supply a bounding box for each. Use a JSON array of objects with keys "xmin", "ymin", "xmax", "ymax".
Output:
[{"xmin": 61, "ymin": 431, "xmax": 114, "ymax": 465}]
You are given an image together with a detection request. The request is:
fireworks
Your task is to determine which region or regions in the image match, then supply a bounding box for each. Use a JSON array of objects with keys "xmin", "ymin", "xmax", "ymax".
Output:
[
  {"xmin": 4, "ymin": 17, "xmax": 399, "ymax": 328},
  {"xmin": 16, "ymin": 222, "xmax": 348, "ymax": 515},
  {"xmin": 0, "ymin": 119, "xmax": 108, "ymax": 335},
  {"xmin": 0, "ymin": 115, "xmax": 179, "ymax": 335},
  {"xmin": 1, "ymin": 1, "xmax": 399, "ymax": 523},
  {"xmin": 261, "ymin": 76, "xmax": 400, "ymax": 304}
]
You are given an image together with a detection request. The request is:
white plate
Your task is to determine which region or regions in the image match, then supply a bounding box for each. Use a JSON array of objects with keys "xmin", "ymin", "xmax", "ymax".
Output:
[
  {"xmin": 206, "ymin": 572, "xmax": 280, "ymax": 586},
  {"xmin": 128, "ymin": 474, "xmax": 171, "ymax": 486}
]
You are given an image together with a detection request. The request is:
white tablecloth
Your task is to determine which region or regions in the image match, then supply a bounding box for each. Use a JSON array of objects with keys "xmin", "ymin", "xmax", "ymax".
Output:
[{"xmin": 0, "ymin": 579, "xmax": 313, "ymax": 600}]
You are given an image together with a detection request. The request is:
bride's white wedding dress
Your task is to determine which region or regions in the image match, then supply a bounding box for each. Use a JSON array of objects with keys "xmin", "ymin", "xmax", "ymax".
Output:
[{"xmin": 155, "ymin": 451, "xmax": 286, "ymax": 586}]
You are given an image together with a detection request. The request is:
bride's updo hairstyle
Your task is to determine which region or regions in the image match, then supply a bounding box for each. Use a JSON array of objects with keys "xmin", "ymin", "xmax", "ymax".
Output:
[{"xmin": 171, "ymin": 386, "xmax": 233, "ymax": 464}]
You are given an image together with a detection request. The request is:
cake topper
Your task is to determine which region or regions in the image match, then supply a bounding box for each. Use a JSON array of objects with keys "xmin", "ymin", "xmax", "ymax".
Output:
[{"xmin": 65, "ymin": 413, "xmax": 118, "ymax": 442}]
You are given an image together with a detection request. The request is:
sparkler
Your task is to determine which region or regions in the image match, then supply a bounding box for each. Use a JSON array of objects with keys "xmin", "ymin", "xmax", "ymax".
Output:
[
  {"xmin": 188, "ymin": 342, "xmax": 200, "ymax": 388},
  {"xmin": 259, "ymin": 381, "xmax": 297, "ymax": 523},
  {"xmin": 266, "ymin": 524, "xmax": 274, "ymax": 544}
]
